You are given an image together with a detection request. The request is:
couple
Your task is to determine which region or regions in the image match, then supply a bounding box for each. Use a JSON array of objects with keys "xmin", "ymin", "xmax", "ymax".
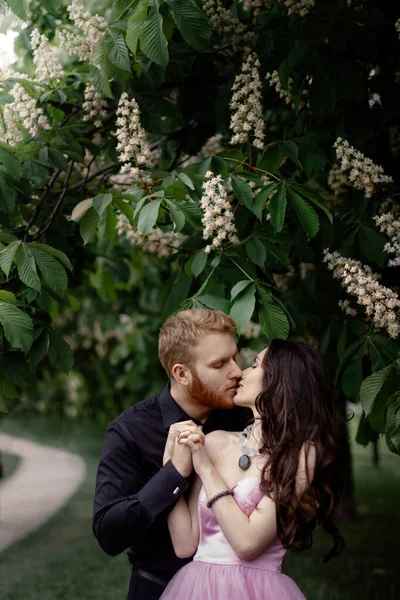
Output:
[{"xmin": 93, "ymin": 308, "xmax": 344, "ymax": 599}]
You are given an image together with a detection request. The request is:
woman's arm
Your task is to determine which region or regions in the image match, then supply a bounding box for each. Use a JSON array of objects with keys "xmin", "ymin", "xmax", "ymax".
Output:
[
  {"xmin": 167, "ymin": 474, "xmax": 202, "ymax": 558},
  {"xmin": 184, "ymin": 433, "xmax": 316, "ymax": 562}
]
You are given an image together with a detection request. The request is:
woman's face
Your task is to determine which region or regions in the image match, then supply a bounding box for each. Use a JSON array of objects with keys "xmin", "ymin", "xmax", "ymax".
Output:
[{"xmin": 233, "ymin": 348, "xmax": 267, "ymax": 408}]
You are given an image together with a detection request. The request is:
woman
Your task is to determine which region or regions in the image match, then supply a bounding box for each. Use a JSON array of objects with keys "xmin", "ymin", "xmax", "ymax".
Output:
[{"xmin": 161, "ymin": 340, "xmax": 345, "ymax": 600}]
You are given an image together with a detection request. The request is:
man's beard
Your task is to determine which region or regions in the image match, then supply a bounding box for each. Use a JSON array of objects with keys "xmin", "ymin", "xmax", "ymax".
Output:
[{"xmin": 188, "ymin": 370, "xmax": 236, "ymax": 410}]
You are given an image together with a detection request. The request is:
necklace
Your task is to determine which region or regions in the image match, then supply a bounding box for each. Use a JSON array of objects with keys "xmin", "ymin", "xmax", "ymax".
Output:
[{"xmin": 238, "ymin": 424, "xmax": 260, "ymax": 470}]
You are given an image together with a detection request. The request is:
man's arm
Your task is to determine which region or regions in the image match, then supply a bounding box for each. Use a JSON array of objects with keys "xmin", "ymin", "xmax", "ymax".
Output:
[{"xmin": 93, "ymin": 422, "xmax": 190, "ymax": 556}]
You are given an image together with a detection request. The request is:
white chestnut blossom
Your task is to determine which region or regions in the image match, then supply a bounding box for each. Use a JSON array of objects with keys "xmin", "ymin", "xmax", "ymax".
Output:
[
  {"xmin": 338, "ymin": 298, "xmax": 357, "ymax": 318},
  {"xmin": 201, "ymin": 133, "xmax": 224, "ymax": 157},
  {"xmin": 203, "ymin": 0, "xmax": 253, "ymax": 52},
  {"xmin": 374, "ymin": 212, "xmax": 400, "ymax": 267},
  {"xmin": 200, "ymin": 171, "xmax": 239, "ymax": 254},
  {"xmin": 115, "ymin": 93, "xmax": 153, "ymax": 183},
  {"xmin": 82, "ymin": 84, "xmax": 108, "ymax": 128},
  {"xmin": 242, "ymin": 320, "xmax": 261, "ymax": 339},
  {"xmin": 0, "ymin": 83, "xmax": 51, "ymax": 145},
  {"xmin": 396, "ymin": 19, "xmax": 400, "ymax": 39},
  {"xmin": 323, "ymin": 249, "xmax": 400, "ymax": 338},
  {"xmin": 116, "ymin": 213, "xmax": 185, "ymax": 257},
  {"xmin": 238, "ymin": 0, "xmax": 265, "ymax": 15},
  {"xmin": 327, "ymin": 163, "xmax": 350, "ymax": 197},
  {"xmin": 30, "ymin": 28, "xmax": 63, "ymax": 82},
  {"xmin": 334, "ymin": 138, "xmax": 393, "ymax": 198},
  {"xmin": 230, "ymin": 53, "xmax": 265, "ymax": 150},
  {"xmin": 281, "ymin": 0, "xmax": 315, "ymax": 17},
  {"xmin": 59, "ymin": 0, "xmax": 107, "ymax": 62},
  {"xmin": 266, "ymin": 70, "xmax": 309, "ymax": 109}
]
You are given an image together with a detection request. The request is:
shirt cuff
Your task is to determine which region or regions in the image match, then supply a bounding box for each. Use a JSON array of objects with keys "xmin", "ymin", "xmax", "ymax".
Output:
[{"xmin": 136, "ymin": 460, "xmax": 190, "ymax": 520}]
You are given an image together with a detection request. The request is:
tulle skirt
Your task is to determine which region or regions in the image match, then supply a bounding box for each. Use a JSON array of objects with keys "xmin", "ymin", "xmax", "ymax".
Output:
[{"xmin": 160, "ymin": 560, "xmax": 306, "ymax": 600}]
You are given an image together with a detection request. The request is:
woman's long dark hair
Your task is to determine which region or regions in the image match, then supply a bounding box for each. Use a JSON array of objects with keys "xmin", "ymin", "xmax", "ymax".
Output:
[{"xmin": 256, "ymin": 339, "xmax": 345, "ymax": 562}]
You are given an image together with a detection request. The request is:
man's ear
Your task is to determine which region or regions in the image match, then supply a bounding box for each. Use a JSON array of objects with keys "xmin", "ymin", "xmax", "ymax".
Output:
[{"xmin": 171, "ymin": 363, "xmax": 192, "ymax": 386}]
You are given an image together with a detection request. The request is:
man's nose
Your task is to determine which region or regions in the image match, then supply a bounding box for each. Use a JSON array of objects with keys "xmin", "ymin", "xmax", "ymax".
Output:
[{"xmin": 229, "ymin": 360, "xmax": 242, "ymax": 379}]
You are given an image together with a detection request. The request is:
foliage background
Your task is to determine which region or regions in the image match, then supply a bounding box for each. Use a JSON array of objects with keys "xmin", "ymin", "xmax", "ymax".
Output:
[{"xmin": 0, "ymin": 0, "xmax": 399, "ymax": 456}]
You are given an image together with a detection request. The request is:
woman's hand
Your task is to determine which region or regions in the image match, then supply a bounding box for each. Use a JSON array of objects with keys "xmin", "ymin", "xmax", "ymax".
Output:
[
  {"xmin": 163, "ymin": 420, "xmax": 197, "ymax": 465},
  {"xmin": 178, "ymin": 428, "xmax": 212, "ymax": 476},
  {"xmin": 164, "ymin": 421, "xmax": 198, "ymax": 478}
]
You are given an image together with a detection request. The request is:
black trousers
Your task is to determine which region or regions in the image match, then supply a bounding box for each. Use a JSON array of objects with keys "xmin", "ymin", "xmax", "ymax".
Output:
[{"xmin": 127, "ymin": 570, "xmax": 167, "ymax": 600}]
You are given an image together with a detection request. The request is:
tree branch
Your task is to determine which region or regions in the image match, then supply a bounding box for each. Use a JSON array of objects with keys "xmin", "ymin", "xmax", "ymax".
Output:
[
  {"xmin": 37, "ymin": 161, "xmax": 75, "ymax": 241},
  {"xmin": 24, "ymin": 168, "xmax": 62, "ymax": 241}
]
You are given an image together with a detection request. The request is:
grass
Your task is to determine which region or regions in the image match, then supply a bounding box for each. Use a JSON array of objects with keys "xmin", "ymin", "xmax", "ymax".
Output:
[
  {"xmin": 0, "ymin": 451, "xmax": 20, "ymax": 480},
  {"xmin": 0, "ymin": 414, "xmax": 398, "ymax": 600}
]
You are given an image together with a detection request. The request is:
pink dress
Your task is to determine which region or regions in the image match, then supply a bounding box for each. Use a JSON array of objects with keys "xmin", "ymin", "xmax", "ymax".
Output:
[{"xmin": 161, "ymin": 476, "xmax": 306, "ymax": 600}]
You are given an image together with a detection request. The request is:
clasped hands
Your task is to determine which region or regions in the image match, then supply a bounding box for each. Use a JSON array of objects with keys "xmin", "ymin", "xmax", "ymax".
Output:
[{"xmin": 163, "ymin": 420, "xmax": 209, "ymax": 478}]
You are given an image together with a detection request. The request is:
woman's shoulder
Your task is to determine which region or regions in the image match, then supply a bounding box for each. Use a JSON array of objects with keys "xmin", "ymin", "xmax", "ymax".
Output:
[{"xmin": 205, "ymin": 430, "xmax": 238, "ymax": 453}]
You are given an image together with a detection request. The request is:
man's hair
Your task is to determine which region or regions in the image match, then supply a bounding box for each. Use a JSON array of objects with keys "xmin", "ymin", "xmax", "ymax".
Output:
[{"xmin": 158, "ymin": 308, "xmax": 237, "ymax": 379}]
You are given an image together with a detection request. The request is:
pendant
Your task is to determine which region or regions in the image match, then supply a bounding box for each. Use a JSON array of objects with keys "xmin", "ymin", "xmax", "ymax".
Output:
[{"xmin": 238, "ymin": 454, "xmax": 251, "ymax": 470}]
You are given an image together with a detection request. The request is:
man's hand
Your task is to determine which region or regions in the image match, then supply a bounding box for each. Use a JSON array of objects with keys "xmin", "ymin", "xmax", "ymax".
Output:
[
  {"xmin": 164, "ymin": 421, "xmax": 198, "ymax": 478},
  {"xmin": 177, "ymin": 427, "xmax": 211, "ymax": 477}
]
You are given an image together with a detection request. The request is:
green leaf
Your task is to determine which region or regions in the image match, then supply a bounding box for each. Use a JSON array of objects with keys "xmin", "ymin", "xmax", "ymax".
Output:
[
  {"xmin": 358, "ymin": 226, "xmax": 387, "ymax": 267},
  {"xmin": 111, "ymin": 0, "xmax": 138, "ymax": 22},
  {"xmin": 30, "ymin": 247, "xmax": 67, "ymax": 298},
  {"xmin": 80, "ymin": 208, "xmax": 100, "ymax": 245},
  {"xmin": 0, "ymin": 240, "xmax": 21, "ymax": 278},
  {"xmin": 0, "ymin": 291, "xmax": 16, "ymax": 304},
  {"xmin": 126, "ymin": 0, "xmax": 149, "ymax": 54},
  {"xmin": 231, "ymin": 175, "xmax": 253, "ymax": 209},
  {"xmin": 140, "ymin": 3, "xmax": 169, "ymax": 68},
  {"xmin": 105, "ymin": 29, "xmax": 131, "ymax": 72},
  {"xmin": 289, "ymin": 189, "xmax": 319, "ymax": 239},
  {"xmin": 191, "ymin": 249, "xmax": 207, "ymax": 277},
  {"xmin": 47, "ymin": 148, "xmax": 69, "ymax": 172},
  {"xmin": 6, "ymin": 0, "xmax": 26, "ymax": 20},
  {"xmin": 258, "ymin": 287, "xmax": 289, "ymax": 340},
  {"xmin": 2, "ymin": 353, "xmax": 31, "ymax": 386},
  {"xmin": 196, "ymin": 294, "xmax": 230, "ymax": 314},
  {"xmin": 368, "ymin": 334, "xmax": 400, "ymax": 373},
  {"xmin": 0, "ymin": 175, "xmax": 15, "ymax": 214},
  {"xmin": 0, "ymin": 374, "xmax": 18, "ymax": 400},
  {"xmin": 92, "ymin": 36, "xmax": 114, "ymax": 98},
  {"xmin": 0, "ymin": 232, "xmax": 17, "ymax": 243},
  {"xmin": 28, "ymin": 329, "xmax": 49, "ymax": 366},
  {"xmin": 0, "ymin": 301, "xmax": 33, "ymax": 351},
  {"xmin": 48, "ymin": 328, "xmax": 74, "ymax": 373},
  {"xmin": 252, "ymin": 184, "xmax": 277, "ymax": 221},
  {"xmin": 0, "ymin": 147, "xmax": 22, "ymax": 180},
  {"xmin": 176, "ymin": 172, "xmax": 195, "ymax": 190},
  {"xmin": 165, "ymin": 199, "xmax": 185, "ymax": 232},
  {"xmin": 264, "ymin": 242, "xmax": 290, "ymax": 270},
  {"xmin": 138, "ymin": 199, "xmax": 162, "ymax": 234},
  {"xmin": 290, "ymin": 183, "xmax": 333, "ymax": 224},
  {"xmin": 93, "ymin": 193, "xmax": 113, "ymax": 217},
  {"xmin": 230, "ymin": 283, "xmax": 256, "ymax": 334},
  {"xmin": 385, "ymin": 392, "xmax": 400, "ymax": 454},
  {"xmin": 279, "ymin": 141, "xmax": 298, "ymax": 163},
  {"xmin": 28, "ymin": 242, "xmax": 73, "ymax": 272},
  {"xmin": 167, "ymin": 0, "xmax": 211, "ymax": 49},
  {"xmin": 246, "ymin": 238, "xmax": 266, "ymax": 267},
  {"xmin": 268, "ymin": 183, "xmax": 286, "ymax": 232},
  {"xmin": 341, "ymin": 340, "xmax": 366, "ymax": 400},
  {"xmin": 231, "ymin": 280, "xmax": 252, "ymax": 300},
  {"xmin": 360, "ymin": 364, "xmax": 393, "ymax": 416},
  {"xmin": 17, "ymin": 245, "xmax": 41, "ymax": 292}
]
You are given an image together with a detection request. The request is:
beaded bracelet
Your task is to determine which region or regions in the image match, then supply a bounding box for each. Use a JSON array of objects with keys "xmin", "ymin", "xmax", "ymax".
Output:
[{"xmin": 206, "ymin": 489, "xmax": 234, "ymax": 509}]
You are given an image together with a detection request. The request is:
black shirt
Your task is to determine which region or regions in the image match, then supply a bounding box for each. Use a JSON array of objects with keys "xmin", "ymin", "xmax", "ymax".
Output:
[{"xmin": 93, "ymin": 384, "xmax": 250, "ymax": 581}]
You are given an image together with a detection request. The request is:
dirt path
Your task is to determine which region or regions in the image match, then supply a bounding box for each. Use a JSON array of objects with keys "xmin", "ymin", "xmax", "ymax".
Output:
[{"xmin": 0, "ymin": 433, "xmax": 86, "ymax": 553}]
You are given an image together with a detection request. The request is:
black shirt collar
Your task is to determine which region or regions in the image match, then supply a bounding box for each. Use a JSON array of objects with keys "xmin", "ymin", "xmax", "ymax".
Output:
[{"xmin": 158, "ymin": 383, "xmax": 199, "ymax": 430}]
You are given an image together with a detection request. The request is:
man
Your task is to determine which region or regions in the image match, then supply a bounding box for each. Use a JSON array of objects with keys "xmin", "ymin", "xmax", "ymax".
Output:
[{"xmin": 93, "ymin": 308, "xmax": 250, "ymax": 600}]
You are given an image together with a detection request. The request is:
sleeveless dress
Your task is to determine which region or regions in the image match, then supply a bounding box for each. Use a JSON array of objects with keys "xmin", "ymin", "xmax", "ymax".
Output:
[{"xmin": 161, "ymin": 476, "xmax": 306, "ymax": 600}]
